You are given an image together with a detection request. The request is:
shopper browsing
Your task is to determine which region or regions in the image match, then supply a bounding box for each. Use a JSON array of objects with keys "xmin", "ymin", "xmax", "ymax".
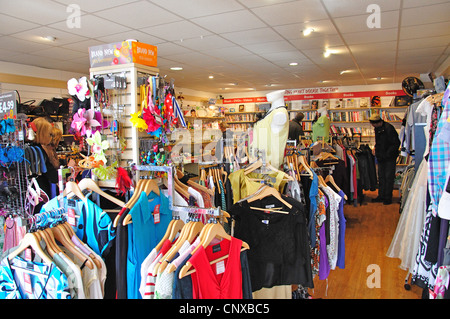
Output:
[{"xmin": 369, "ymin": 114, "xmax": 400, "ymax": 205}]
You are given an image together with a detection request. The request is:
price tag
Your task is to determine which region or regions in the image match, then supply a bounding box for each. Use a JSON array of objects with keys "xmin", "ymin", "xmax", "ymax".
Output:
[
  {"xmin": 0, "ymin": 91, "xmax": 17, "ymax": 119},
  {"xmin": 153, "ymin": 204, "xmax": 160, "ymax": 224},
  {"xmin": 216, "ymin": 260, "xmax": 225, "ymax": 275},
  {"xmin": 23, "ymin": 273, "xmax": 32, "ymax": 295}
]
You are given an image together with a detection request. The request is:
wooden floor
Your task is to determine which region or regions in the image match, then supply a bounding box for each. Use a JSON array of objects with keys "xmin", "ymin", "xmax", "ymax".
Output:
[{"xmin": 308, "ymin": 190, "xmax": 423, "ymax": 299}]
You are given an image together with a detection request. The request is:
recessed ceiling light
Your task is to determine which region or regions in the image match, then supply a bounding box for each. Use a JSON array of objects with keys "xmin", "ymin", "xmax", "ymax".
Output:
[
  {"xmin": 41, "ymin": 35, "xmax": 56, "ymax": 42},
  {"xmin": 209, "ymin": 75, "xmax": 214, "ymax": 79},
  {"xmin": 340, "ymin": 70, "xmax": 351, "ymax": 75},
  {"xmin": 324, "ymin": 48, "xmax": 338, "ymax": 58},
  {"xmin": 302, "ymin": 28, "xmax": 315, "ymax": 36},
  {"xmin": 170, "ymin": 67, "xmax": 183, "ymax": 71},
  {"xmin": 375, "ymin": 77, "xmax": 383, "ymax": 80},
  {"xmin": 289, "ymin": 62, "xmax": 298, "ymax": 66}
]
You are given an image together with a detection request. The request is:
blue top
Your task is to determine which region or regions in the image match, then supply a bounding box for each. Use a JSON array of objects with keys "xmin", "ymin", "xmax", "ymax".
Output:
[
  {"xmin": 308, "ymin": 171, "xmax": 319, "ymax": 248},
  {"xmin": 126, "ymin": 191, "xmax": 171, "ymax": 299}
]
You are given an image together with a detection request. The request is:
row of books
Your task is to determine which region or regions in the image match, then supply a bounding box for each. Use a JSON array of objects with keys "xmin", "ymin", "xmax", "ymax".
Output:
[
  {"xmin": 225, "ymin": 113, "xmax": 258, "ymax": 122},
  {"xmin": 396, "ymin": 155, "xmax": 413, "ymax": 165},
  {"xmin": 229, "ymin": 123, "xmax": 252, "ymax": 131},
  {"xmin": 330, "ymin": 110, "xmax": 402, "ymax": 122},
  {"xmin": 330, "ymin": 125, "xmax": 374, "ymax": 136}
]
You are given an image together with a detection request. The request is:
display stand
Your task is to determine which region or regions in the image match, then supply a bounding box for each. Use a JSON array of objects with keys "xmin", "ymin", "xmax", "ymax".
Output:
[{"xmin": 89, "ymin": 63, "xmax": 159, "ymax": 187}]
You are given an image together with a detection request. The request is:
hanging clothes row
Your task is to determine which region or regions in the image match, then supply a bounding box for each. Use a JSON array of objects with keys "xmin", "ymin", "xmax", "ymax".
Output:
[
  {"xmin": 387, "ymin": 85, "xmax": 450, "ymax": 298},
  {"xmin": 139, "ymin": 207, "xmax": 251, "ymax": 299},
  {"xmin": 0, "ymin": 208, "xmax": 106, "ymax": 299}
]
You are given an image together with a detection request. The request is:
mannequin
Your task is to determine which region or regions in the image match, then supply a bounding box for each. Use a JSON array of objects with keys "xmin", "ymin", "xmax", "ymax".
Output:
[
  {"xmin": 251, "ymin": 90, "xmax": 289, "ymax": 168},
  {"xmin": 312, "ymin": 106, "xmax": 330, "ymax": 143}
]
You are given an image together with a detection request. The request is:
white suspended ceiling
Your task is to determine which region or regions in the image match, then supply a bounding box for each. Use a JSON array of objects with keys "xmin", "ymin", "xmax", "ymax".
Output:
[{"xmin": 0, "ymin": 0, "xmax": 449, "ymax": 93}]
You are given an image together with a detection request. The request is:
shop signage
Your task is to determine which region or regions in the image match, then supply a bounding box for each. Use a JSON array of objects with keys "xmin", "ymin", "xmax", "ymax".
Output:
[
  {"xmin": 0, "ymin": 91, "xmax": 16, "ymax": 119},
  {"xmin": 89, "ymin": 41, "xmax": 157, "ymax": 68},
  {"xmin": 223, "ymin": 88, "xmax": 405, "ymax": 104}
]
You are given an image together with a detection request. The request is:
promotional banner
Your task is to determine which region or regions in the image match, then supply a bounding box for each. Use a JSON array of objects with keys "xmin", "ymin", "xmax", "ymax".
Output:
[{"xmin": 89, "ymin": 41, "xmax": 157, "ymax": 68}]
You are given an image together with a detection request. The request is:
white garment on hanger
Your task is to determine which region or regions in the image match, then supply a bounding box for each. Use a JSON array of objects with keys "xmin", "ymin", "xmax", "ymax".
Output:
[{"xmin": 387, "ymin": 159, "xmax": 428, "ymax": 271}]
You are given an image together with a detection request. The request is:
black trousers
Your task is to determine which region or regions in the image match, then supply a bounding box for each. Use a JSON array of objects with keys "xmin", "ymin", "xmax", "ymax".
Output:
[{"xmin": 378, "ymin": 159, "xmax": 396, "ymax": 200}]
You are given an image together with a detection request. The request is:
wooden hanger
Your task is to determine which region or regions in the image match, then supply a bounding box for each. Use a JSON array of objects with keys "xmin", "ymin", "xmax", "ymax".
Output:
[
  {"xmin": 61, "ymin": 222, "xmax": 102, "ymax": 269},
  {"xmin": 62, "ymin": 180, "xmax": 86, "ymax": 203},
  {"xmin": 325, "ymin": 175, "xmax": 348, "ymax": 200},
  {"xmin": 123, "ymin": 178, "xmax": 161, "ymax": 226},
  {"xmin": 73, "ymin": 178, "xmax": 125, "ymax": 208},
  {"xmin": 179, "ymin": 222, "xmax": 249, "ymax": 278},
  {"xmin": 298, "ymin": 155, "xmax": 314, "ymax": 179},
  {"xmin": 113, "ymin": 178, "xmax": 147, "ymax": 227},
  {"xmin": 247, "ymin": 185, "xmax": 292, "ymax": 209},
  {"xmin": 51, "ymin": 225, "xmax": 94, "ymax": 269},
  {"xmin": 8, "ymin": 232, "xmax": 53, "ymax": 265}
]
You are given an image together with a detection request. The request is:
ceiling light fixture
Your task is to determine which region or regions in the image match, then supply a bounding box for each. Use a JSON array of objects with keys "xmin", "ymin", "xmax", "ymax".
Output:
[
  {"xmin": 289, "ymin": 62, "xmax": 298, "ymax": 66},
  {"xmin": 41, "ymin": 35, "xmax": 56, "ymax": 42},
  {"xmin": 340, "ymin": 70, "xmax": 351, "ymax": 75},
  {"xmin": 324, "ymin": 48, "xmax": 338, "ymax": 58},
  {"xmin": 170, "ymin": 67, "xmax": 183, "ymax": 71},
  {"xmin": 208, "ymin": 75, "xmax": 214, "ymax": 79},
  {"xmin": 302, "ymin": 28, "xmax": 315, "ymax": 36}
]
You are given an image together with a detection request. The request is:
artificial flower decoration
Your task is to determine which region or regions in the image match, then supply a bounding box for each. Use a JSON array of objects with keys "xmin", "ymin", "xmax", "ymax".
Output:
[
  {"xmin": 86, "ymin": 131, "xmax": 109, "ymax": 165},
  {"xmin": 92, "ymin": 111, "xmax": 110, "ymax": 134},
  {"xmin": 71, "ymin": 108, "xmax": 101, "ymax": 137},
  {"xmin": 130, "ymin": 111, "xmax": 148, "ymax": 131},
  {"xmin": 67, "ymin": 77, "xmax": 90, "ymax": 102},
  {"xmin": 142, "ymin": 106, "xmax": 162, "ymax": 136}
]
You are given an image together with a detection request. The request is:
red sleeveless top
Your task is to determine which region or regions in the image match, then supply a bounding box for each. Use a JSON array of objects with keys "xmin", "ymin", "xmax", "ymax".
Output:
[{"xmin": 189, "ymin": 236, "xmax": 243, "ymax": 299}]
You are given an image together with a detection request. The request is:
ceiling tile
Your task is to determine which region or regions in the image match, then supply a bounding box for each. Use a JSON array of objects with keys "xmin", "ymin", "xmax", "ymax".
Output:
[
  {"xmin": 221, "ymin": 28, "xmax": 284, "ymax": 45},
  {"xmin": 0, "ymin": 14, "xmax": 39, "ymax": 36},
  {"xmin": 47, "ymin": 14, "xmax": 132, "ymax": 38},
  {"xmin": 149, "ymin": 0, "xmax": 245, "ymax": 19},
  {"xmin": 0, "ymin": 0, "xmax": 68, "ymax": 25},
  {"xmin": 274, "ymin": 19, "xmax": 338, "ymax": 40},
  {"xmin": 322, "ymin": 0, "xmax": 400, "ymax": 18},
  {"xmin": 401, "ymin": 2, "xmax": 450, "ymax": 26},
  {"xmin": 141, "ymin": 21, "xmax": 211, "ymax": 42},
  {"xmin": 342, "ymin": 28, "xmax": 398, "ymax": 45},
  {"xmin": 11, "ymin": 26, "xmax": 88, "ymax": 46},
  {"xmin": 177, "ymin": 35, "xmax": 236, "ymax": 51},
  {"xmin": 32, "ymin": 46, "xmax": 87, "ymax": 60},
  {"xmin": 95, "ymin": 1, "xmax": 182, "ymax": 29},
  {"xmin": 0, "ymin": 35, "xmax": 53, "ymax": 53},
  {"xmin": 290, "ymin": 34, "xmax": 344, "ymax": 50},
  {"xmin": 250, "ymin": 0, "xmax": 329, "ymax": 26},
  {"xmin": 52, "ymin": 0, "xmax": 139, "ymax": 13},
  {"xmin": 242, "ymin": 40, "xmax": 298, "ymax": 55},
  {"xmin": 333, "ymin": 11, "xmax": 399, "ymax": 34},
  {"xmin": 94, "ymin": 30, "xmax": 165, "ymax": 45},
  {"xmin": 398, "ymin": 35, "xmax": 450, "ymax": 50},
  {"xmin": 203, "ymin": 46, "xmax": 253, "ymax": 61},
  {"xmin": 398, "ymin": 46, "xmax": 447, "ymax": 58},
  {"xmin": 192, "ymin": 10, "xmax": 266, "ymax": 33},
  {"xmin": 399, "ymin": 21, "xmax": 450, "ymax": 40},
  {"xmin": 402, "ymin": 0, "xmax": 449, "ymax": 8}
]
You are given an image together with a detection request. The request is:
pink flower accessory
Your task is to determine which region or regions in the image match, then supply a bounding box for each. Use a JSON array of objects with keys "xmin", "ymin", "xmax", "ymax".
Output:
[
  {"xmin": 67, "ymin": 77, "xmax": 90, "ymax": 101},
  {"xmin": 71, "ymin": 108, "xmax": 101, "ymax": 137}
]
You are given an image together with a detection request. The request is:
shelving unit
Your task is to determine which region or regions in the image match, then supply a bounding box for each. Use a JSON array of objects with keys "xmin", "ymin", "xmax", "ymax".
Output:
[{"xmin": 224, "ymin": 111, "xmax": 264, "ymax": 132}]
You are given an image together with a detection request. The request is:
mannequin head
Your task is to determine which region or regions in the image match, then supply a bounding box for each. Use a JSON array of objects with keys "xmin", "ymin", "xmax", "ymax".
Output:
[{"xmin": 266, "ymin": 90, "xmax": 285, "ymax": 111}]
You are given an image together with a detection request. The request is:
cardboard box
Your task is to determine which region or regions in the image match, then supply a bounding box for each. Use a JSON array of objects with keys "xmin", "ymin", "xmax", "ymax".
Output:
[{"xmin": 89, "ymin": 40, "xmax": 157, "ymax": 68}]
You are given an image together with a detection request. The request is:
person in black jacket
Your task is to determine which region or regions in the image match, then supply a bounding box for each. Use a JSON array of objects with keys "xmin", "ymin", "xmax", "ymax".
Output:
[
  {"xmin": 288, "ymin": 112, "xmax": 304, "ymax": 145},
  {"xmin": 369, "ymin": 114, "xmax": 400, "ymax": 205}
]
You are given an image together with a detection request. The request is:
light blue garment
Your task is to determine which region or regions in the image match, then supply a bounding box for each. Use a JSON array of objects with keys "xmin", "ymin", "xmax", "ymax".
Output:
[
  {"xmin": 40, "ymin": 195, "xmax": 115, "ymax": 258},
  {"xmin": 126, "ymin": 191, "xmax": 171, "ymax": 299},
  {"xmin": 308, "ymin": 171, "xmax": 319, "ymax": 248},
  {"xmin": 0, "ymin": 256, "xmax": 71, "ymax": 299},
  {"xmin": 336, "ymin": 190, "xmax": 347, "ymax": 269}
]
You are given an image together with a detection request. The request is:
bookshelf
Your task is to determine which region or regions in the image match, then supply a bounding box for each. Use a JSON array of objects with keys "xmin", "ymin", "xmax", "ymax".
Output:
[{"xmin": 224, "ymin": 111, "xmax": 264, "ymax": 132}]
